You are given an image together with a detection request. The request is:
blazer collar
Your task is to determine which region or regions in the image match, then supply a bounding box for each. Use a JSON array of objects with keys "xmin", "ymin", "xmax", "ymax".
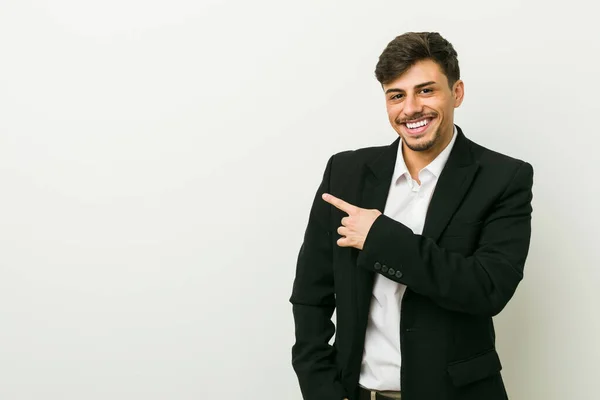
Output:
[
  {"xmin": 366, "ymin": 125, "xmax": 474, "ymax": 179},
  {"xmin": 362, "ymin": 125, "xmax": 479, "ymax": 241}
]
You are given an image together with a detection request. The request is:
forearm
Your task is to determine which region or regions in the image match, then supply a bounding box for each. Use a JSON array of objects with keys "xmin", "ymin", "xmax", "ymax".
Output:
[
  {"xmin": 357, "ymin": 162, "xmax": 533, "ymax": 316},
  {"xmin": 290, "ymin": 242, "xmax": 347, "ymax": 399},
  {"xmin": 291, "ymin": 303, "xmax": 346, "ymax": 400},
  {"xmin": 290, "ymin": 232, "xmax": 347, "ymax": 399},
  {"xmin": 358, "ymin": 216, "xmax": 523, "ymax": 316}
]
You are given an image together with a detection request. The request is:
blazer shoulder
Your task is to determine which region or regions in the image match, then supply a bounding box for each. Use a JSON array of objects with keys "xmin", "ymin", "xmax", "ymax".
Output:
[
  {"xmin": 324, "ymin": 143, "xmax": 392, "ymax": 188},
  {"xmin": 469, "ymin": 139, "xmax": 533, "ymax": 174},
  {"xmin": 331, "ymin": 143, "xmax": 390, "ymax": 165}
]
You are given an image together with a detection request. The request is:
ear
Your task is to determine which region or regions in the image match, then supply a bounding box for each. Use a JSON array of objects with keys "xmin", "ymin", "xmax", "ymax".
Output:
[{"xmin": 453, "ymin": 80, "xmax": 465, "ymax": 108}]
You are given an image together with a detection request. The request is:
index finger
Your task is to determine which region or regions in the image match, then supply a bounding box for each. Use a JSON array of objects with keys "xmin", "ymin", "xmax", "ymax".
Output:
[{"xmin": 322, "ymin": 193, "xmax": 357, "ymax": 215}]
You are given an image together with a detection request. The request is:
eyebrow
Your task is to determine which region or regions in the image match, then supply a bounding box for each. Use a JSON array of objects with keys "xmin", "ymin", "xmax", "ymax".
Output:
[{"xmin": 384, "ymin": 81, "xmax": 437, "ymax": 94}]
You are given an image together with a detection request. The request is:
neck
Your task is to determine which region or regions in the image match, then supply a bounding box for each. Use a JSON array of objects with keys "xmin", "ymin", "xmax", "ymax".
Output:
[{"xmin": 402, "ymin": 126, "xmax": 454, "ymax": 180}]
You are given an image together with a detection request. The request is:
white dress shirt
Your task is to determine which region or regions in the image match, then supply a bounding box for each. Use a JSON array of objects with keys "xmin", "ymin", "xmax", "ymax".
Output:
[{"xmin": 358, "ymin": 126, "xmax": 458, "ymax": 391}]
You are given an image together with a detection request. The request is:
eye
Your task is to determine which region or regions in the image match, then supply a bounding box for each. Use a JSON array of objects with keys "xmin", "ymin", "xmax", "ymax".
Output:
[
  {"xmin": 390, "ymin": 93, "xmax": 404, "ymax": 100},
  {"xmin": 420, "ymin": 88, "xmax": 433, "ymax": 94}
]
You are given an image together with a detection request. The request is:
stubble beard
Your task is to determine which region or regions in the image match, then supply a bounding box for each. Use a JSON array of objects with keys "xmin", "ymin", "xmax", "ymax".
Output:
[{"xmin": 401, "ymin": 126, "xmax": 441, "ymax": 152}]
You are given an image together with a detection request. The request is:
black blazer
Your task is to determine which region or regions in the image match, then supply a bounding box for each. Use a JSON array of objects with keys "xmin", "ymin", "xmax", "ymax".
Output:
[{"xmin": 290, "ymin": 126, "xmax": 534, "ymax": 400}]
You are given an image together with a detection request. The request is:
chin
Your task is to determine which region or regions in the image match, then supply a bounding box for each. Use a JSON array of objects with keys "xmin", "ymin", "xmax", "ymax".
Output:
[{"xmin": 401, "ymin": 130, "xmax": 439, "ymax": 152}]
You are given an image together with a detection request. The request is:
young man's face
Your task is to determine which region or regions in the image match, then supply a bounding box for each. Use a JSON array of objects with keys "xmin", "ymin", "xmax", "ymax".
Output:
[{"xmin": 382, "ymin": 59, "xmax": 464, "ymax": 155}]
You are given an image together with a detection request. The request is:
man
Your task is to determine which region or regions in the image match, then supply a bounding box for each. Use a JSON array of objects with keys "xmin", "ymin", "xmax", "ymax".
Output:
[{"xmin": 289, "ymin": 32, "xmax": 533, "ymax": 400}]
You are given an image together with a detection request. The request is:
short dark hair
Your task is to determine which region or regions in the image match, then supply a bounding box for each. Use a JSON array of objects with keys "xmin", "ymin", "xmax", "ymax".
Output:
[{"xmin": 375, "ymin": 32, "xmax": 460, "ymax": 88}]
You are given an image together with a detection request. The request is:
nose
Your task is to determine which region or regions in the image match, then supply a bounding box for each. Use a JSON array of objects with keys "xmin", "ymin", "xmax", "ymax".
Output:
[{"xmin": 403, "ymin": 94, "xmax": 423, "ymax": 120}]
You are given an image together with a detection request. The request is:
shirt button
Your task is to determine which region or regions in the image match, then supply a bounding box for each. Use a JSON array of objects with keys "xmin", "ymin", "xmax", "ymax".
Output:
[
  {"xmin": 381, "ymin": 265, "xmax": 389, "ymax": 273},
  {"xmin": 374, "ymin": 262, "xmax": 382, "ymax": 270},
  {"xmin": 395, "ymin": 270, "xmax": 403, "ymax": 278},
  {"xmin": 388, "ymin": 268, "xmax": 395, "ymax": 275}
]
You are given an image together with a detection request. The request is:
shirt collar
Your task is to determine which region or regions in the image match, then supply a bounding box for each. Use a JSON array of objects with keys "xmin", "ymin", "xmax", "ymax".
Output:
[{"xmin": 392, "ymin": 125, "xmax": 458, "ymax": 183}]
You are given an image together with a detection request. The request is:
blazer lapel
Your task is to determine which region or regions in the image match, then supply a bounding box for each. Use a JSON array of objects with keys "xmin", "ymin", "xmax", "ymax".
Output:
[
  {"xmin": 422, "ymin": 126, "xmax": 479, "ymax": 241},
  {"xmin": 353, "ymin": 138, "xmax": 400, "ymax": 337},
  {"xmin": 360, "ymin": 138, "xmax": 399, "ymax": 210}
]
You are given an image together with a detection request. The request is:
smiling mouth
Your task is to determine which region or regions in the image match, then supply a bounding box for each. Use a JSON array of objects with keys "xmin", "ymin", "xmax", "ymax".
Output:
[{"xmin": 402, "ymin": 117, "xmax": 435, "ymax": 135}]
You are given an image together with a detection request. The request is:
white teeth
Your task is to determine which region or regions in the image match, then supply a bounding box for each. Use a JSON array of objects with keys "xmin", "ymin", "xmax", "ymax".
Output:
[{"xmin": 406, "ymin": 119, "xmax": 429, "ymax": 129}]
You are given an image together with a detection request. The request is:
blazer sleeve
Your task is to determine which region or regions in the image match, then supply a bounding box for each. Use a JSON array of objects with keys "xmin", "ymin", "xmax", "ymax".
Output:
[
  {"xmin": 357, "ymin": 161, "xmax": 534, "ymax": 317},
  {"xmin": 289, "ymin": 155, "xmax": 347, "ymax": 400}
]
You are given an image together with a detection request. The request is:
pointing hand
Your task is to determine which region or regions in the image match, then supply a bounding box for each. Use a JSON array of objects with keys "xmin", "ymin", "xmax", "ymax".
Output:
[{"xmin": 322, "ymin": 193, "xmax": 382, "ymax": 251}]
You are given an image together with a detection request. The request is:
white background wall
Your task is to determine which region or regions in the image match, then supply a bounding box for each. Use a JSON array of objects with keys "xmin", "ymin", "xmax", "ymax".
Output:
[{"xmin": 0, "ymin": 1, "xmax": 598, "ymax": 399}]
